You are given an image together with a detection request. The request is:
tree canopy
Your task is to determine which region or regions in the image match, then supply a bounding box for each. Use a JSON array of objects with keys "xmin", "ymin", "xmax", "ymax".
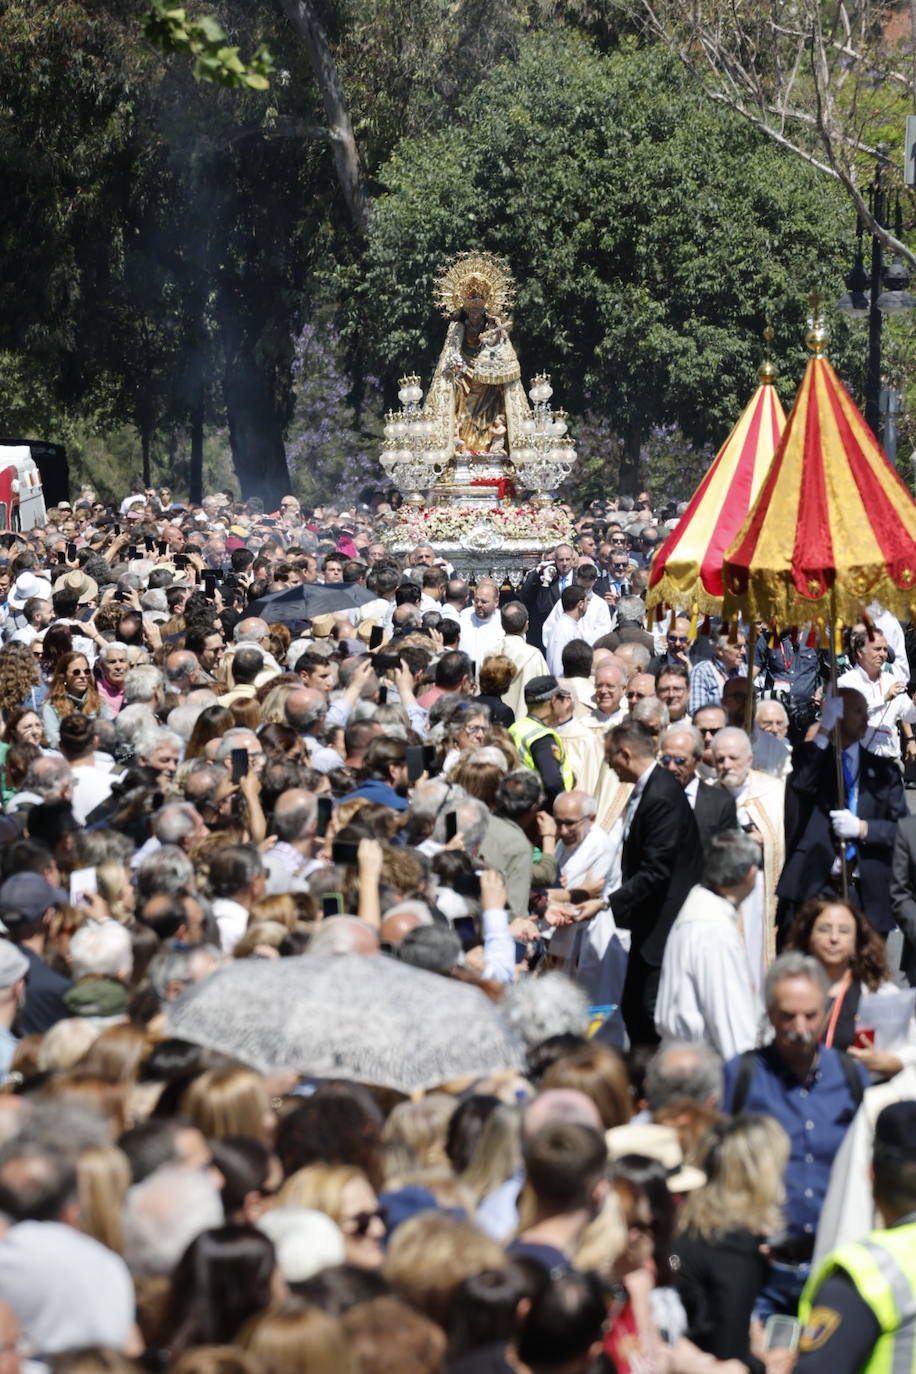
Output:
[
  {"xmin": 0, "ymin": 3, "xmax": 899, "ymax": 499},
  {"xmin": 359, "ymin": 31, "xmax": 862, "ymax": 490}
]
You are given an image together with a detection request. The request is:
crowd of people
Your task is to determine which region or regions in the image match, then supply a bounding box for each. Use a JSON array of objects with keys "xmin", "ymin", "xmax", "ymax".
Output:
[{"xmin": 0, "ymin": 481, "xmax": 910, "ymax": 1374}]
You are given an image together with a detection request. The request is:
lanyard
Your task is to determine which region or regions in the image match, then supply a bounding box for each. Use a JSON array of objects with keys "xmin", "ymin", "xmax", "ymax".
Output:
[{"xmin": 824, "ymin": 970, "xmax": 853, "ymax": 1048}]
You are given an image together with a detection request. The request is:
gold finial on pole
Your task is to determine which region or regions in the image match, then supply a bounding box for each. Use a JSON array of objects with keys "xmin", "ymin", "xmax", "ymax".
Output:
[
  {"xmin": 758, "ymin": 320, "xmax": 778, "ymax": 383},
  {"xmin": 805, "ymin": 290, "xmax": 829, "ymax": 356}
]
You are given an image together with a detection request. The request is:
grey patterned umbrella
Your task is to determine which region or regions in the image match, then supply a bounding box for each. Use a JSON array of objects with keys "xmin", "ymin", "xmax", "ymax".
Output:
[{"xmin": 167, "ymin": 954, "xmax": 524, "ymax": 1093}]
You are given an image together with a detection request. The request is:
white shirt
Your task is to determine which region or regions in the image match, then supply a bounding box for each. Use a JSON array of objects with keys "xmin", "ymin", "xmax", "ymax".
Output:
[
  {"xmin": 836, "ymin": 663, "xmax": 916, "ymax": 758},
  {"xmin": 212, "ymin": 897, "xmax": 249, "ymax": 954},
  {"xmin": 458, "ymin": 608, "xmax": 503, "ymax": 667},
  {"xmin": 655, "ymin": 883, "xmax": 760, "ymax": 1057},
  {"xmin": 69, "ymin": 763, "xmax": 115, "ymax": 825},
  {"xmin": 544, "ymin": 611, "xmax": 586, "ymax": 677},
  {"xmin": 543, "ymin": 592, "xmax": 611, "ymax": 648},
  {"xmin": 623, "ymin": 760, "xmax": 656, "ymax": 837}
]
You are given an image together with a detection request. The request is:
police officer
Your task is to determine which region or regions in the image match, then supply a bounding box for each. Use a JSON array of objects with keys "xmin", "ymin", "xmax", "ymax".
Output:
[
  {"xmin": 797, "ymin": 1101, "xmax": 916, "ymax": 1373},
  {"xmin": 508, "ymin": 675, "xmax": 574, "ymax": 808}
]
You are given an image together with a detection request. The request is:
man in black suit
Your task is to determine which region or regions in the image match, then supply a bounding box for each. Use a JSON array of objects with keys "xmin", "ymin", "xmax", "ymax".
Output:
[
  {"xmin": 566, "ymin": 720, "xmax": 702, "ymax": 1045},
  {"xmin": 890, "ymin": 814, "xmax": 916, "ymax": 986},
  {"xmin": 520, "ymin": 543, "xmax": 577, "ymax": 653},
  {"xmin": 659, "ymin": 722, "xmax": 737, "ymax": 853},
  {"xmin": 778, "ymin": 687, "xmax": 908, "ymax": 934}
]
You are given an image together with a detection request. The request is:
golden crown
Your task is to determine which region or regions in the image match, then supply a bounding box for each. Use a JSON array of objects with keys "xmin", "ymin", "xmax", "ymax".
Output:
[{"xmin": 434, "ymin": 251, "xmax": 515, "ymax": 318}]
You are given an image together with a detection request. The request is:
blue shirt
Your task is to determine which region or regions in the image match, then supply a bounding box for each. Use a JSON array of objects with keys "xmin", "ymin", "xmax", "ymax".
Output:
[
  {"xmin": 722, "ymin": 1044, "xmax": 867, "ymax": 1239},
  {"xmin": 343, "ymin": 778, "xmax": 409, "ymax": 812}
]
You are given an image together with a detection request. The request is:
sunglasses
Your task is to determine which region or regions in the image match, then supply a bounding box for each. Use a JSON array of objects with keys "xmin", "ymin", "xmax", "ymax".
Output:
[
  {"xmin": 660, "ymin": 754, "xmax": 690, "ymax": 766},
  {"xmin": 344, "ymin": 1208, "xmax": 387, "ymax": 1237},
  {"xmin": 67, "ymin": 668, "xmax": 91, "ymax": 677},
  {"xmin": 667, "ymin": 635, "xmax": 689, "ymax": 644}
]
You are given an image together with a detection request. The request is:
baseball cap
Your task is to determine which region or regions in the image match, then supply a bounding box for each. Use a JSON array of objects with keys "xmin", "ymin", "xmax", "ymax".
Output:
[
  {"xmin": 0, "ymin": 871, "xmax": 68, "ymax": 923},
  {"xmin": 524, "ymin": 675, "xmax": 561, "ymax": 704}
]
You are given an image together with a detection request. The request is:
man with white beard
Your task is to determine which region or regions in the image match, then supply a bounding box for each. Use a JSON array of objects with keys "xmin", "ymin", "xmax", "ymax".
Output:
[
  {"xmin": 545, "ymin": 790, "xmax": 625, "ymax": 1005},
  {"xmin": 711, "ymin": 727, "xmax": 785, "ymax": 988}
]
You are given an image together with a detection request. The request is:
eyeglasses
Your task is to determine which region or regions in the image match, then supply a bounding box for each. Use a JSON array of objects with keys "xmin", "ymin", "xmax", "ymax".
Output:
[
  {"xmin": 556, "ymin": 816, "xmax": 586, "ymax": 828},
  {"xmin": 461, "ymin": 724, "xmax": 487, "ymax": 736},
  {"xmin": 343, "ymin": 1208, "xmax": 386, "ymax": 1237},
  {"xmin": 660, "ymin": 754, "xmax": 690, "ymax": 766}
]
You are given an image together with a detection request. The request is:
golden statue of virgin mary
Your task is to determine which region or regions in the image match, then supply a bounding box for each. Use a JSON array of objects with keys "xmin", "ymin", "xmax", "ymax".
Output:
[{"xmin": 426, "ymin": 252, "xmax": 531, "ymax": 460}]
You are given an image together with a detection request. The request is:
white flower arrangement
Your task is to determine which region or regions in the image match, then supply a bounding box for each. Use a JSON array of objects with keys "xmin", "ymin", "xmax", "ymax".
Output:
[{"xmin": 389, "ymin": 504, "xmax": 575, "ymax": 545}]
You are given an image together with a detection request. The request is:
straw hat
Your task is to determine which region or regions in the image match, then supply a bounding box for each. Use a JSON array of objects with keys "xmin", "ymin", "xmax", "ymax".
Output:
[{"xmin": 605, "ymin": 1123, "xmax": 706, "ymax": 1192}]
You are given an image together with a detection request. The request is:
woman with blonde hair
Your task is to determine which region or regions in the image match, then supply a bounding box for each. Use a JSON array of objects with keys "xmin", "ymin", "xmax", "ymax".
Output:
[
  {"xmin": 256, "ymin": 680, "xmax": 300, "ymax": 727},
  {"xmin": 459, "ymin": 1102, "xmax": 522, "ymax": 1210},
  {"xmin": 674, "ymin": 1114, "xmax": 789, "ymax": 1369},
  {"xmin": 383, "ymin": 1212, "xmax": 506, "ymax": 1327},
  {"xmin": 168, "ymin": 1348, "xmax": 265, "ymax": 1374},
  {"xmin": 248, "ymin": 894, "xmax": 313, "ymax": 932},
  {"xmin": 240, "ymin": 1302, "xmax": 357, "ymax": 1374},
  {"xmin": 77, "ymin": 1144, "xmax": 132, "ymax": 1254},
  {"xmin": 79, "ymin": 1024, "xmax": 150, "ymax": 1084},
  {"xmin": 380, "ymin": 1095, "xmax": 457, "ymax": 1187},
  {"xmin": 277, "ymin": 1165, "xmax": 386, "ymax": 1271},
  {"xmin": 96, "ymin": 858, "xmax": 136, "ymax": 923},
  {"xmin": 180, "ymin": 1066, "xmax": 276, "ymax": 1147}
]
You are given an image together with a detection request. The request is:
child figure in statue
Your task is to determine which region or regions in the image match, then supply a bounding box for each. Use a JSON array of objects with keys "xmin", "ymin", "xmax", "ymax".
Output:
[{"xmin": 487, "ymin": 414, "xmax": 507, "ymax": 455}]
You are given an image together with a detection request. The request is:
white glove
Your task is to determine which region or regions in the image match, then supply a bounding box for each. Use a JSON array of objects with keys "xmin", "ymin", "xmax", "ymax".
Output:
[
  {"xmin": 830, "ymin": 808, "xmax": 861, "ymax": 840},
  {"xmin": 820, "ymin": 694, "xmax": 844, "ymax": 732}
]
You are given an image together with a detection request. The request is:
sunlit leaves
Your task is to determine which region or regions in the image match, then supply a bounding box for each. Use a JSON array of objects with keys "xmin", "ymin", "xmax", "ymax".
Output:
[{"xmin": 140, "ymin": 1, "xmax": 275, "ymax": 88}]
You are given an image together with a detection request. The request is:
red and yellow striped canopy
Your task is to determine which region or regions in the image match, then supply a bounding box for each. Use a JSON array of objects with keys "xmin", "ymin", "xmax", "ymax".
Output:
[
  {"xmin": 723, "ymin": 353, "xmax": 916, "ymax": 626},
  {"xmin": 646, "ymin": 369, "xmax": 786, "ymax": 614}
]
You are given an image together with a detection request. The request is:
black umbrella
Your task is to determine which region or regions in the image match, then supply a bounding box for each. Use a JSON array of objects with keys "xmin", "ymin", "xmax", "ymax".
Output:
[{"xmin": 246, "ymin": 582, "xmax": 377, "ymax": 624}]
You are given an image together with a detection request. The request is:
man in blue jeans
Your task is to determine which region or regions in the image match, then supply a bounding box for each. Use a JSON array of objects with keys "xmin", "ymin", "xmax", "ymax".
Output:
[{"xmin": 722, "ymin": 951, "xmax": 868, "ymax": 1319}]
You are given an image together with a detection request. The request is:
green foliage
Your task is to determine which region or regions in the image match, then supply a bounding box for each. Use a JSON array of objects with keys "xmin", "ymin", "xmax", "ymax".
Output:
[
  {"xmin": 359, "ymin": 30, "xmax": 863, "ymax": 489},
  {"xmin": 141, "ymin": 0, "xmax": 275, "ymax": 88}
]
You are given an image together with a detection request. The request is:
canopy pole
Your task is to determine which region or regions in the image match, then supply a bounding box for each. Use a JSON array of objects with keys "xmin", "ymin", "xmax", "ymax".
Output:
[
  {"xmin": 745, "ymin": 629, "xmax": 758, "ymax": 735},
  {"xmin": 829, "ymin": 623, "xmax": 849, "ymax": 901}
]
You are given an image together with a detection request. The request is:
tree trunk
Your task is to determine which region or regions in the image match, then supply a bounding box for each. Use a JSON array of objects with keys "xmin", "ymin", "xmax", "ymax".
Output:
[
  {"xmin": 189, "ymin": 391, "xmax": 204, "ymax": 506},
  {"xmin": 141, "ymin": 423, "xmax": 151, "ymax": 488},
  {"xmin": 275, "ymin": 0, "xmax": 370, "ymax": 233},
  {"xmin": 221, "ymin": 347, "xmax": 290, "ymax": 506},
  {"xmin": 618, "ymin": 426, "xmax": 642, "ymax": 497}
]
